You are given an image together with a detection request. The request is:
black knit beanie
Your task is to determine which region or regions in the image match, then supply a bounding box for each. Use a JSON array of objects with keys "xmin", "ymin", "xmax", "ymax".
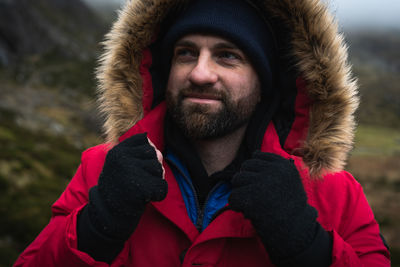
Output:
[{"xmin": 161, "ymin": 0, "xmax": 277, "ymax": 92}]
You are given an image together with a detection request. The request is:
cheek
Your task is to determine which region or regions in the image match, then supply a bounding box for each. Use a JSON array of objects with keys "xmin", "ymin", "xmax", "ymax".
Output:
[
  {"xmin": 166, "ymin": 65, "xmax": 188, "ymax": 96},
  {"xmin": 166, "ymin": 68, "xmax": 179, "ymax": 97},
  {"xmin": 228, "ymin": 71, "xmax": 261, "ymax": 101},
  {"xmin": 243, "ymin": 70, "xmax": 261, "ymax": 98}
]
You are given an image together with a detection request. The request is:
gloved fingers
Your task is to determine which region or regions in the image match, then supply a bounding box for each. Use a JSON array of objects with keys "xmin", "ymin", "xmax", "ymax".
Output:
[
  {"xmin": 101, "ymin": 150, "xmax": 157, "ymax": 176},
  {"xmin": 120, "ymin": 132, "xmax": 149, "ymax": 148},
  {"xmin": 240, "ymin": 157, "xmax": 300, "ymax": 182},
  {"xmin": 228, "ymin": 185, "xmax": 256, "ymax": 212},
  {"xmin": 252, "ymin": 151, "xmax": 288, "ymax": 162},
  {"xmin": 110, "ymin": 133, "xmax": 160, "ymax": 159},
  {"xmin": 239, "ymin": 158, "xmax": 277, "ymax": 172},
  {"xmin": 251, "ymin": 151, "xmax": 298, "ymax": 170},
  {"xmin": 134, "ymin": 158, "xmax": 164, "ymax": 177},
  {"xmin": 98, "ymin": 159, "xmax": 164, "ymax": 194},
  {"xmin": 231, "ymin": 171, "xmax": 264, "ymax": 187},
  {"xmin": 99, "ymin": 170, "xmax": 167, "ymax": 204},
  {"xmin": 104, "ymin": 146, "xmax": 158, "ymax": 174},
  {"xmin": 119, "ymin": 143, "xmax": 158, "ymax": 159},
  {"xmin": 137, "ymin": 177, "xmax": 168, "ymax": 202},
  {"xmin": 148, "ymin": 179, "xmax": 168, "ymax": 202}
]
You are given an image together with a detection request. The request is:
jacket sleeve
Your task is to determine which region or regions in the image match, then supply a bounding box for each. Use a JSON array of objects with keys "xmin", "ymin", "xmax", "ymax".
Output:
[
  {"xmin": 317, "ymin": 172, "xmax": 390, "ymax": 266},
  {"xmin": 13, "ymin": 146, "xmax": 130, "ymax": 267}
]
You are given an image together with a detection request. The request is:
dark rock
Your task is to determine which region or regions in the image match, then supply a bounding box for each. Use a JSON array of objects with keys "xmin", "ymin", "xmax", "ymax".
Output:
[{"xmin": 0, "ymin": 0, "xmax": 106, "ymax": 66}]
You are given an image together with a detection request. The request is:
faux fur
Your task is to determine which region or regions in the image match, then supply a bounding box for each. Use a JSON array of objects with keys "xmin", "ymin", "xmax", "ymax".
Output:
[{"xmin": 96, "ymin": 0, "xmax": 359, "ymax": 177}]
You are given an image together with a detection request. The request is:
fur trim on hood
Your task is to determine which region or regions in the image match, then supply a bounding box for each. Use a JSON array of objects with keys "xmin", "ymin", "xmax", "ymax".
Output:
[{"xmin": 96, "ymin": 0, "xmax": 359, "ymax": 177}]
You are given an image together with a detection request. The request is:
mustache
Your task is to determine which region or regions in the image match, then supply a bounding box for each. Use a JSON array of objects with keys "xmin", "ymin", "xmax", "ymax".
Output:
[{"xmin": 179, "ymin": 86, "xmax": 226, "ymax": 100}]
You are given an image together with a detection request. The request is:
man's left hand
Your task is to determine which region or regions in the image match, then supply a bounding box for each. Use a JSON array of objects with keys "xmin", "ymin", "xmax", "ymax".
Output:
[{"xmin": 228, "ymin": 151, "xmax": 319, "ymax": 264}]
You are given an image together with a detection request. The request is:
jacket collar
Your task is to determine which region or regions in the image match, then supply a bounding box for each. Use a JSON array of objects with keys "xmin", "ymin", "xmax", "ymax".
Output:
[{"xmin": 118, "ymin": 103, "xmax": 299, "ymax": 243}]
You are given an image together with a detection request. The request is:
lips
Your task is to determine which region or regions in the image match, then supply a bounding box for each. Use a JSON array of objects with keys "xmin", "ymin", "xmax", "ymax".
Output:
[{"xmin": 184, "ymin": 92, "xmax": 222, "ymax": 100}]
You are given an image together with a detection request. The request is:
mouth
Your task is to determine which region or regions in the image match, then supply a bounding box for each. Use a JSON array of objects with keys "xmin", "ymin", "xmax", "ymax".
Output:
[
  {"xmin": 183, "ymin": 93, "xmax": 222, "ymax": 104},
  {"xmin": 184, "ymin": 92, "xmax": 221, "ymax": 100},
  {"xmin": 183, "ymin": 91, "xmax": 223, "ymax": 105}
]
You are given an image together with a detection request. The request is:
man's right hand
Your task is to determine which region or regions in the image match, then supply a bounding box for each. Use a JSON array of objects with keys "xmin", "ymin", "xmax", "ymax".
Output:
[{"xmin": 86, "ymin": 133, "xmax": 168, "ymax": 240}]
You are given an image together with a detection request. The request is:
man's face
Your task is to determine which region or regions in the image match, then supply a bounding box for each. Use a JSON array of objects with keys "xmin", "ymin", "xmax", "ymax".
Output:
[{"xmin": 166, "ymin": 34, "xmax": 261, "ymax": 140}]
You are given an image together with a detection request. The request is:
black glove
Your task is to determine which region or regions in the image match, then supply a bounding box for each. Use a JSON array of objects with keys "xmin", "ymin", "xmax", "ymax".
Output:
[
  {"xmin": 77, "ymin": 133, "xmax": 168, "ymax": 262},
  {"xmin": 229, "ymin": 151, "xmax": 331, "ymax": 266}
]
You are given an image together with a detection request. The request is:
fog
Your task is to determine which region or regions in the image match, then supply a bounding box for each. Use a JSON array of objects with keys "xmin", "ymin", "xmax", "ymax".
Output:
[
  {"xmin": 84, "ymin": 0, "xmax": 400, "ymax": 30},
  {"xmin": 328, "ymin": 0, "xmax": 400, "ymax": 29}
]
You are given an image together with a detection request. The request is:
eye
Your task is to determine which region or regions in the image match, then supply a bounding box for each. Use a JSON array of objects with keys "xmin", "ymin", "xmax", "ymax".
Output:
[
  {"xmin": 218, "ymin": 51, "xmax": 241, "ymax": 60},
  {"xmin": 215, "ymin": 50, "xmax": 244, "ymax": 66},
  {"xmin": 173, "ymin": 47, "xmax": 197, "ymax": 62}
]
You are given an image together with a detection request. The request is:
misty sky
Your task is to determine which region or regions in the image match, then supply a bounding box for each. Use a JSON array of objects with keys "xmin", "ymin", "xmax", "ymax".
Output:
[
  {"xmin": 86, "ymin": 0, "xmax": 400, "ymax": 29},
  {"xmin": 328, "ymin": 0, "xmax": 400, "ymax": 29}
]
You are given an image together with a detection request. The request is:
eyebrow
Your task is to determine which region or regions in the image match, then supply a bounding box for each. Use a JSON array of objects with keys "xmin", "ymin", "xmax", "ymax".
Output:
[
  {"xmin": 213, "ymin": 42, "xmax": 240, "ymax": 51},
  {"xmin": 174, "ymin": 40, "xmax": 198, "ymax": 48}
]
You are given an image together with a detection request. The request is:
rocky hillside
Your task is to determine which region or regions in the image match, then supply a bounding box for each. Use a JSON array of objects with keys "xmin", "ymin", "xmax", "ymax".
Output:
[
  {"xmin": 0, "ymin": 0, "xmax": 107, "ymax": 66},
  {"xmin": 0, "ymin": 0, "xmax": 108, "ymax": 149},
  {"xmin": 346, "ymin": 30, "xmax": 400, "ymax": 128},
  {"xmin": 0, "ymin": 1, "xmax": 108, "ymax": 265}
]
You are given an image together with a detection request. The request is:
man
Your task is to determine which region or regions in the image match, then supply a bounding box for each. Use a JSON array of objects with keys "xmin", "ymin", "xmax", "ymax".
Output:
[{"xmin": 15, "ymin": 0, "xmax": 390, "ymax": 266}]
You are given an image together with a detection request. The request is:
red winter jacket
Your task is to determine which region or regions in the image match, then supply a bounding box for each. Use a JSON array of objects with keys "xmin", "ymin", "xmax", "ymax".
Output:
[
  {"xmin": 14, "ymin": 0, "xmax": 391, "ymax": 265},
  {"xmin": 14, "ymin": 104, "xmax": 390, "ymax": 267}
]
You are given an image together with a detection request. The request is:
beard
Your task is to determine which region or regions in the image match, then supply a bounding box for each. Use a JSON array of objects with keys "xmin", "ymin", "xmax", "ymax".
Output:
[{"xmin": 166, "ymin": 85, "xmax": 260, "ymax": 140}]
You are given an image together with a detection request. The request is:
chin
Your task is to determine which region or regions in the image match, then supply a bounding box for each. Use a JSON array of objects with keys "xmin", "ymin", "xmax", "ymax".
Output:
[{"xmin": 182, "ymin": 102, "xmax": 223, "ymax": 115}]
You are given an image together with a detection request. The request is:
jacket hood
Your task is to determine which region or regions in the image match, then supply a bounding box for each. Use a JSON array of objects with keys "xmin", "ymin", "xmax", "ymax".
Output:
[{"xmin": 96, "ymin": 0, "xmax": 359, "ymax": 177}]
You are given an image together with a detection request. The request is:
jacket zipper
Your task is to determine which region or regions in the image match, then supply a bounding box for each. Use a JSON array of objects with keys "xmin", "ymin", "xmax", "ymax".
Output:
[
  {"xmin": 166, "ymin": 158, "xmax": 202, "ymax": 230},
  {"xmin": 166, "ymin": 158, "xmax": 225, "ymax": 232},
  {"xmin": 196, "ymin": 181, "xmax": 225, "ymax": 231}
]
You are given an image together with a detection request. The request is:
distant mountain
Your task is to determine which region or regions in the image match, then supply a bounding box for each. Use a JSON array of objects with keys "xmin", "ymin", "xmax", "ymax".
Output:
[
  {"xmin": 0, "ymin": 0, "xmax": 107, "ymax": 148},
  {"xmin": 347, "ymin": 30, "xmax": 400, "ymax": 71},
  {"xmin": 86, "ymin": 1, "xmax": 122, "ymax": 24},
  {"xmin": 0, "ymin": 0, "xmax": 107, "ymax": 66},
  {"xmin": 346, "ymin": 30, "xmax": 400, "ymax": 128}
]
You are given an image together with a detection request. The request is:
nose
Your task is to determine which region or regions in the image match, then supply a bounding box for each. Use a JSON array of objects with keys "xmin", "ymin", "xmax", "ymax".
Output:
[{"xmin": 188, "ymin": 53, "xmax": 218, "ymax": 86}]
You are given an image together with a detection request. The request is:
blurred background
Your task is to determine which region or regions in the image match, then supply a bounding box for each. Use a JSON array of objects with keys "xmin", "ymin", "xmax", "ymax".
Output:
[{"xmin": 0, "ymin": 0, "xmax": 399, "ymax": 265}]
